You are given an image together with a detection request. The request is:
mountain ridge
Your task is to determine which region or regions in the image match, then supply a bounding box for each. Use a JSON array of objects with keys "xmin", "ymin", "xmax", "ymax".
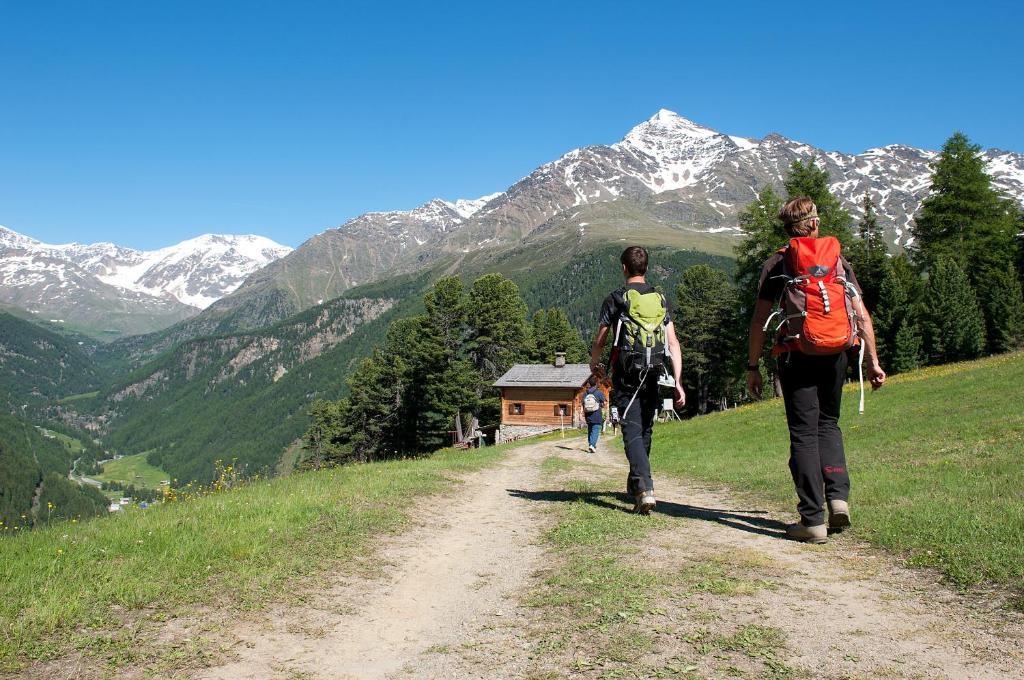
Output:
[
  {"xmin": 201, "ymin": 109, "xmax": 1023, "ymax": 336},
  {"xmin": 0, "ymin": 227, "xmax": 292, "ymax": 338}
]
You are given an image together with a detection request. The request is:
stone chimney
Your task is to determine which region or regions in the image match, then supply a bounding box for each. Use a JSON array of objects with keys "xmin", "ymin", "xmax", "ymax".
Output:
[{"xmin": 554, "ymin": 352, "xmax": 566, "ymax": 368}]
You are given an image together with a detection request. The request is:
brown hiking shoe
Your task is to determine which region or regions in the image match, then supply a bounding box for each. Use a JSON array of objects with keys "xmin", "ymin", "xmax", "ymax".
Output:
[
  {"xmin": 786, "ymin": 522, "xmax": 827, "ymax": 544},
  {"xmin": 828, "ymin": 499, "xmax": 851, "ymax": 529},
  {"xmin": 633, "ymin": 491, "xmax": 656, "ymax": 515}
]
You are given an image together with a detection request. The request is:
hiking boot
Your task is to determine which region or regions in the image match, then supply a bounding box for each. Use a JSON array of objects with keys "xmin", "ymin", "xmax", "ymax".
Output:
[
  {"xmin": 633, "ymin": 491, "xmax": 656, "ymax": 515},
  {"xmin": 786, "ymin": 522, "xmax": 827, "ymax": 544},
  {"xmin": 828, "ymin": 499, "xmax": 851, "ymax": 530}
]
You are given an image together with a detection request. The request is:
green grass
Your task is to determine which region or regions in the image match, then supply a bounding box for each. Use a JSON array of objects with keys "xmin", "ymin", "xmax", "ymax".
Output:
[
  {"xmin": 655, "ymin": 351, "xmax": 1024, "ymax": 595},
  {"xmin": 94, "ymin": 452, "xmax": 167, "ymax": 489},
  {"xmin": 36, "ymin": 428, "xmax": 86, "ymax": 455},
  {"xmin": 0, "ymin": 445, "xmax": 504, "ymax": 672}
]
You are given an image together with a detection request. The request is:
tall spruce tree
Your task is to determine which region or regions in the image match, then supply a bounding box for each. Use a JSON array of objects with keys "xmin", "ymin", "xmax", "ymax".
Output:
[
  {"xmin": 466, "ymin": 273, "xmax": 532, "ymax": 427},
  {"xmin": 911, "ymin": 132, "xmax": 1018, "ymax": 271},
  {"xmin": 735, "ymin": 185, "xmax": 786, "ymax": 314},
  {"xmin": 911, "ymin": 132, "xmax": 1021, "ymax": 352},
  {"xmin": 873, "ymin": 254, "xmax": 924, "ymax": 373},
  {"xmin": 846, "ymin": 193, "xmax": 890, "ymax": 311},
  {"xmin": 921, "ymin": 257, "xmax": 986, "ymax": 364},
  {"xmin": 979, "ymin": 264, "xmax": 1024, "ymax": 353},
  {"xmin": 532, "ymin": 308, "xmax": 587, "ymax": 364},
  {"xmin": 783, "ymin": 158, "xmax": 854, "ymax": 244},
  {"xmin": 675, "ymin": 265, "xmax": 740, "ymax": 414}
]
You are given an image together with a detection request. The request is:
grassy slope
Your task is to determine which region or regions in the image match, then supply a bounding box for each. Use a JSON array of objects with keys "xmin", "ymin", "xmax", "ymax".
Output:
[
  {"xmin": 94, "ymin": 453, "xmax": 167, "ymax": 489},
  {"xmin": 0, "ymin": 444, "xmax": 504, "ymax": 672},
  {"xmin": 653, "ymin": 352, "xmax": 1024, "ymax": 594}
]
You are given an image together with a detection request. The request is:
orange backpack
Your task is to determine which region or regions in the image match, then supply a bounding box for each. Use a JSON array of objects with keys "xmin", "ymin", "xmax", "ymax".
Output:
[{"xmin": 766, "ymin": 236, "xmax": 861, "ymax": 357}]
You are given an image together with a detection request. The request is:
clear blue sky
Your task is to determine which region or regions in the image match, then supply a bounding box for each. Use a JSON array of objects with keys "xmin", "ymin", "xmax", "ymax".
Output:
[{"xmin": 1, "ymin": 1, "xmax": 1021, "ymax": 250}]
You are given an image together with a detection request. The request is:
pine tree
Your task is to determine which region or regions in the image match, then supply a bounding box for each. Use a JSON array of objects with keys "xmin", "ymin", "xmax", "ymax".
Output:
[
  {"xmin": 783, "ymin": 158, "xmax": 854, "ymax": 244},
  {"xmin": 911, "ymin": 132, "xmax": 1021, "ymax": 353},
  {"xmin": 977, "ymin": 264, "xmax": 1024, "ymax": 354},
  {"xmin": 846, "ymin": 193, "xmax": 891, "ymax": 311},
  {"xmin": 675, "ymin": 265, "xmax": 740, "ymax": 413},
  {"xmin": 466, "ymin": 273, "xmax": 532, "ymax": 427},
  {"xmin": 873, "ymin": 254, "xmax": 924, "ymax": 373},
  {"xmin": 335, "ymin": 349, "xmax": 407, "ymax": 462},
  {"xmin": 532, "ymin": 308, "xmax": 587, "ymax": 364},
  {"xmin": 911, "ymin": 132, "xmax": 1017, "ymax": 271},
  {"xmin": 891, "ymin": 322, "xmax": 924, "ymax": 374},
  {"xmin": 921, "ymin": 257, "xmax": 986, "ymax": 364},
  {"xmin": 735, "ymin": 185, "xmax": 786, "ymax": 315},
  {"xmin": 424, "ymin": 276, "xmax": 468, "ymax": 360}
]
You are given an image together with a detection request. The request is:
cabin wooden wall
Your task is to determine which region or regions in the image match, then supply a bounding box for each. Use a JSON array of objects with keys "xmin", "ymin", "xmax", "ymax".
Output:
[
  {"xmin": 500, "ymin": 387, "xmax": 580, "ymax": 427},
  {"xmin": 500, "ymin": 383, "xmax": 611, "ymax": 428}
]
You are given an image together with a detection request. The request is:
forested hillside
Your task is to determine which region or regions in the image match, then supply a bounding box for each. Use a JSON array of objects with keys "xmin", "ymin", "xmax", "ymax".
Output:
[
  {"xmin": 0, "ymin": 313, "xmax": 104, "ymax": 410},
  {"xmin": 517, "ymin": 245, "xmax": 734, "ymax": 336},
  {"xmin": 0, "ymin": 412, "xmax": 107, "ymax": 530},
  {"xmin": 88, "ymin": 276, "xmax": 431, "ymax": 483}
]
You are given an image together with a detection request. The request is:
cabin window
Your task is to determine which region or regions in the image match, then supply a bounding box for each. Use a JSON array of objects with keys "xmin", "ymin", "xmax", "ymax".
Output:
[
  {"xmin": 509, "ymin": 403, "xmax": 524, "ymax": 415},
  {"xmin": 554, "ymin": 404, "xmax": 569, "ymax": 416}
]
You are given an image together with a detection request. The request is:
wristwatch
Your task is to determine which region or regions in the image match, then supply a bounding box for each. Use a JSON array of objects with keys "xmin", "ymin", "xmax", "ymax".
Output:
[{"xmin": 747, "ymin": 364, "xmax": 760, "ymax": 372}]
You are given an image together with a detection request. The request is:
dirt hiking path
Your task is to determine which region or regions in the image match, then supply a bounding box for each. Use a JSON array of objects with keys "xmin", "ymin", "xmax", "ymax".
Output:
[{"xmin": 199, "ymin": 437, "xmax": 1023, "ymax": 679}]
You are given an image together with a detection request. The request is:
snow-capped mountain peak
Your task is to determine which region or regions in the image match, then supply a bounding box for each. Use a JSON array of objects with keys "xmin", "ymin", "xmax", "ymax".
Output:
[
  {"xmin": 444, "ymin": 192, "xmax": 503, "ymax": 219},
  {"xmin": 0, "ymin": 227, "xmax": 293, "ymax": 313}
]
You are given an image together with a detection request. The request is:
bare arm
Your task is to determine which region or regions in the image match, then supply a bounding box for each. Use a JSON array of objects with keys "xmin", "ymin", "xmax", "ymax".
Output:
[
  {"xmin": 590, "ymin": 324, "xmax": 610, "ymax": 376},
  {"xmin": 665, "ymin": 321, "xmax": 686, "ymax": 407},
  {"xmin": 746, "ymin": 299, "xmax": 774, "ymax": 398},
  {"xmin": 853, "ymin": 297, "xmax": 886, "ymax": 389}
]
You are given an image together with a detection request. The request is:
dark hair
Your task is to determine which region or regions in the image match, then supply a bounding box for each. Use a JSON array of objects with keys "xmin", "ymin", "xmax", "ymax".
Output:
[
  {"xmin": 620, "ymin": 246, "xmax": 648, "ymax": 276},
  {"xmin": 588, "ymin": 375, "xmax": 598, "ymax": 387}
]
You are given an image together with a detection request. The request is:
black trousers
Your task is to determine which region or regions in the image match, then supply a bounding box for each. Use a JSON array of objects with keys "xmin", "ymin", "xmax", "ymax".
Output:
[
  {"xmin": 778, "ymin": 351, "xmax": 851, "ymax": 526},
  {"xmin": 614, "ymin": 383, "xmax": 660, "ymax": 496}
]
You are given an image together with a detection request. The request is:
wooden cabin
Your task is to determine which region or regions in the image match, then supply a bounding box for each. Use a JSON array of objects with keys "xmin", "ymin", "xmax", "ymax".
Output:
[{"xmin": 493, "ymin": 353, "xmax": 608, "ymax": 441}]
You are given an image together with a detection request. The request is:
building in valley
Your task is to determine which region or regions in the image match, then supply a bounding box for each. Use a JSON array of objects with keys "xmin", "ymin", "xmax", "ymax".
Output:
[{"xmin": 493, "ymin": 353, "xmax": 608, "ymax": 442}]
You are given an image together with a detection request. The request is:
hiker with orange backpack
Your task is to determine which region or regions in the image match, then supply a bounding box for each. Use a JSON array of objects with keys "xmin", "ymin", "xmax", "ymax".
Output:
[
  {"xmin": 746, "ymin": 197, "xmax": 886, "ymax": 543},
  {"xmin": 590, "ymin": 246, "xmax": 685, "ymax": 514}
]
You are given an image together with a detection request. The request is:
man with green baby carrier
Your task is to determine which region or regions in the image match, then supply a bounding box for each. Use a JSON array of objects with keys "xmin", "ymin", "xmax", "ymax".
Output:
[{"xmin": 590, "ymin": 246, "xmax": 685, "ymax": 514}]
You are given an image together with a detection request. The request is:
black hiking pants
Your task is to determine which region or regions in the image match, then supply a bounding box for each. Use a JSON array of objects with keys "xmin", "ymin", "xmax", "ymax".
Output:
[
  {"xmin": 778, "ymin": 351, "xmax": 851, "ymax": 526},
  {"xmin": 614, "ymin": 383, "xmax": 660, "ymax": 497}
]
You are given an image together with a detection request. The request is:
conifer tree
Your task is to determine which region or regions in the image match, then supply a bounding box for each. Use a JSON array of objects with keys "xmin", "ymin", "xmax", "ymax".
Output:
[
  {"xmin": 911, "ymin": 132, "xmax": 1021, "ymax": 352},
  {"xmin": 532, "ymin": 308, "xmax": 587, "ymax": 364},
  {"xmin": 783, "ymin": 158, "xmax": 854, "ymax": 244},
  {"xmin": 978, "ymin": 264, "xmax": 1024, "ymax": 354},
  {"xmin": 846, "ymin": 193, "xmax": 890, "ymax": 311},
  {"xmin": 891, "ymin": 323, "xmax": 924, "ymax": 374},
  {"xmin": 911, "ymin": 132, "xmax": 1018, "ymax": 271},
  {"xmin": 921, "ymin": 257, "xmax": 986, "ymax": 364},
  {"xmin": 675, "ymin": 265, "xmax": 740, "ymax": 413},
  {"xmin": 873, "ymin": 254, "xmax": 924, "ymax": 373},
  {"xmin": 735, "ymin": 185, "xmax": 786, "ymax": 314},
  {"xmin": 466, "ymin": 273, "xmax": 531, "ymax": 427}
]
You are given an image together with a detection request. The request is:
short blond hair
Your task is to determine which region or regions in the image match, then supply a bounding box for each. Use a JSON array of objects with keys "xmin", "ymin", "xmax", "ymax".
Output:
[{"xmin": 779, "ymin": 197, "xmax": 818, "ymax": 236}]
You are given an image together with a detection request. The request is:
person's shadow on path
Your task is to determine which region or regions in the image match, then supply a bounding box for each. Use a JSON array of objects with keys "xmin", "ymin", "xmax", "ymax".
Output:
[{"xmin": 507, "ymin": 488, "xmax": 788, "ymax": 540}]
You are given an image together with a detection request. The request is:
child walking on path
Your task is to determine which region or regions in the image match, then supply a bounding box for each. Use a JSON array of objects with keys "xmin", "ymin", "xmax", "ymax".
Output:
[
  {"xmin": 583, "ymin": 376, "xmax": 606, "ymax": 453},
  {"xmin": 590, "ymin": 246, "xmax": 685, "ymax": 514},
  {"xmin": 746, "ymin": 197, "xmax": 886, "ymax": 543}
]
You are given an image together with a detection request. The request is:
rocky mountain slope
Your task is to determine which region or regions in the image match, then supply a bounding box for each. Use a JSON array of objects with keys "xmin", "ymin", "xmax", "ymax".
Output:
[
  {"xmin": 0, "ymin": 227, "xmax": 291, "ymax": 338},
  {"xmin": 199, "ymin": 110, "xmax": 1024, "ymax": 335}
]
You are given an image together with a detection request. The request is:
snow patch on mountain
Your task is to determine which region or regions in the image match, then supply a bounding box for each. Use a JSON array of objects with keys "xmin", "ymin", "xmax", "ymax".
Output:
[{"xmin": 0, "ymin": 227, "xmax": 292, "ymax": 309}]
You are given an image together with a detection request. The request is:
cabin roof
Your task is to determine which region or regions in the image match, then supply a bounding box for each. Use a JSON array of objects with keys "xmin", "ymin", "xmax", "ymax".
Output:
[{"xmin": 493, "ymin": 363, "xmax": 592, "ymax": 388}]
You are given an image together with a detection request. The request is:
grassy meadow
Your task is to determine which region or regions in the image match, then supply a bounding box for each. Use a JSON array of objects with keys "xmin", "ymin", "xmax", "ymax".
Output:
[
  {"xmin": 653, "ymin": 351, "xmax": 1024, "ymax": 598},
  {"xmin": 0, "ymin": 445, "xmax": 504, "ymax": 672},
  {"xmin": 94, "ymin": 452, "xmax": 167, "ymax": 489}
]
